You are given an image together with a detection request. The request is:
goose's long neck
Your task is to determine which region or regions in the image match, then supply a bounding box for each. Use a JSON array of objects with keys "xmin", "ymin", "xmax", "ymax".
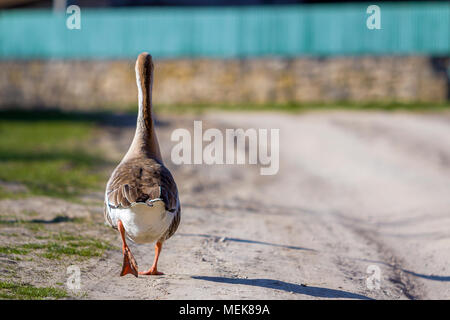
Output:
[{"xmin": 125, "ymin": 53, "xmax": 162, "ymax": 163}]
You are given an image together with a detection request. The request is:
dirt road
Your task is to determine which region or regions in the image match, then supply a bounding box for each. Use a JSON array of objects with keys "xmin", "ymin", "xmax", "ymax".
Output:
[
  {"xmin": 80, "ymin": 110, "xmax": 449, "ymax": 300},
  {"xmin": 2, "ymin": 111, "xmax": 450, "ymax": 299}
]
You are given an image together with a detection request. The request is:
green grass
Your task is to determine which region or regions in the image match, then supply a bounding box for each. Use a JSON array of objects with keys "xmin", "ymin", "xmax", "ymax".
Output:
[
  {"xmin": 0, "ymin": 246, "xmax": 29, "ymax": 255},
  {"xmin": 0, "ymin": 231, "xmax": 116, "ymax": 260},
  {"xmin": 0, "ymin": 280, "xmax": 67, "ymax": 299},
  {"xmin": 0, "ymin": 110, "xmax": 111, "ymax": 199},
  {"xmin": 0, "ymin": 218, "xmax": 45, "ymax": 231},
  {"xmin": 150, "ymin": 101, "xmax": 450, "ymax": 114}
]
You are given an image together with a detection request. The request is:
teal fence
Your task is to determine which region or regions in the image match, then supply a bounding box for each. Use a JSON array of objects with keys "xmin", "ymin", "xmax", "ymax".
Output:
[{"xmin": 0, "ymin": 2, "xmax": 449, "ymax": 59}]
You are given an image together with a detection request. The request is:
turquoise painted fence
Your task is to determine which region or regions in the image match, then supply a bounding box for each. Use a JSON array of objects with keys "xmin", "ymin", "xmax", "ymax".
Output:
[{"xmin": 0, "ymin": 2, "xmax": 448, "ymax": 59}]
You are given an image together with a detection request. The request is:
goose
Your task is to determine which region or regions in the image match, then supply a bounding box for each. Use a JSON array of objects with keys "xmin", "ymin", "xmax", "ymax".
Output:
[{"xmin": 104, "ymin": 52, "xmax": 181, "ymax": 277}]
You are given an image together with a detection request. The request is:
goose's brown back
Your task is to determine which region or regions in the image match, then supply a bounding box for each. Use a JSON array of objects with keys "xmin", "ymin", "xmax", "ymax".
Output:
[{"xmin": 104, "ymin": 157, "xmax": 180, "ymax": 241}]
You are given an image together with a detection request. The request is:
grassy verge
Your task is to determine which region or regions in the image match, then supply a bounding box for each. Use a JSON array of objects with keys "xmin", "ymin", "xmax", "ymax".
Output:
[
  {"xmin": 0, "ymin": 237, "xmax": 114, "ymax": 260},
  {"xmin": 0, "ymin": 109, "xmax": 122, "ymax": 299},
  {"xmin": 0, "ymin": 109, "xmax": 112, "ymax": 199},
  {"xmin": 0, "ymin": 208, "xmax": 118, "ymax": 299},
  {"xmin": 0, "ymin": 281, "xmax": 68, "ymax": 299},
  {"xmin": 0, "ymin": 216, "xmax": 117, "ymax": 260}
]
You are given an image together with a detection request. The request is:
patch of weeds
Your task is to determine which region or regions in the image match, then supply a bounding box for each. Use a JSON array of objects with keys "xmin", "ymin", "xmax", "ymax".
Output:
[
  {"xmin": 38, "ymin": 240, "xmax": 111, "ymax": 260},
  {"xmin": 68, "ymin": 217, "xmax": 87, "ymax": 224},
  {"xmin": 50, "ymin": 232, "xmax": 84, "ymax": 241},
  {"xmin": 22, "ymin": 223, "xmax": 45, "ymax": 232},
  {"xmin": 0, "ymin": 280, "xmax": 68, "ymax": 300},
  {"xmin": 0, "ymin": 246, "xmax": 29, "ymax": 255},
  {"xmin": 35, "ymin": 235, "xmax": 49, "ymax": 240},
  {"xmin": 0, "ymin": 232, "xmax": 19, "ymax": 237},
  {"xmin": 0, "ymin": 219, "xmax": 45, "ymax": 232},
  {"xmin": 2, "ymin": 232, "xmax": 116, "ymax": 260}
]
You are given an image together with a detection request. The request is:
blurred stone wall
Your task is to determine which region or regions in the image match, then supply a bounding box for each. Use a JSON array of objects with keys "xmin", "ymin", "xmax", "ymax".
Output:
[{"xmin": 0, "ymin": 56, "xmax": 448, "ymax": 110}]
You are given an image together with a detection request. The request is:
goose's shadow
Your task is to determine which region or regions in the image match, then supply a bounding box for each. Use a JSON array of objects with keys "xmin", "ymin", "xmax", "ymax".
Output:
[
  {"xmin": 0, "ymin": 215, "xmax": 81, "ymax": 225},
  {"xmin": 192, "ymin": 276, "xmax": 374, "ymax": 300},
  {"xmin": 177, "ymin": 233, "xmax": 316, "ymax": 252}
]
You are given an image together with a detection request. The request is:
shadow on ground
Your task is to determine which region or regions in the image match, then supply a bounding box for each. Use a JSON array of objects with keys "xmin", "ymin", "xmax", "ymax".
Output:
[
  {"xmin": 192, "ymin": 276, "xmax": 373, "ymax": 300},
  {"xmin": 178, "ymin": 233, "xmax": 316, "ymax": 251},
  {"xmin": 0, "ymin": 215, "xmax": 81, "ymax": 225}
]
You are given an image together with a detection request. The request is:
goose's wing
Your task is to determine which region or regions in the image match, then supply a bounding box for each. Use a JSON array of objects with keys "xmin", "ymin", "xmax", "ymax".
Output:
[{"xmin": 104, "ymin": 158, "xmax": 180, "ymax": 232}]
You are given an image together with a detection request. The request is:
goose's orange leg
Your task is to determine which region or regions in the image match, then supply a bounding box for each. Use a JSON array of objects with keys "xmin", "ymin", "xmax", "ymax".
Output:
[
  {"xmin": 117, "ymin": 220, "xmax": 138, "ymax": 277},
  {"xmin": 139, "ymin": 241, "xmax": 164, "ymax": 275}
]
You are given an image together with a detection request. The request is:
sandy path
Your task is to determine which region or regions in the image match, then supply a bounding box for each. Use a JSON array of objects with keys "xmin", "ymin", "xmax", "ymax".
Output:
[{"xmin": 82, "ymin": 111, "xmax": 450, "ymax": 300}]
